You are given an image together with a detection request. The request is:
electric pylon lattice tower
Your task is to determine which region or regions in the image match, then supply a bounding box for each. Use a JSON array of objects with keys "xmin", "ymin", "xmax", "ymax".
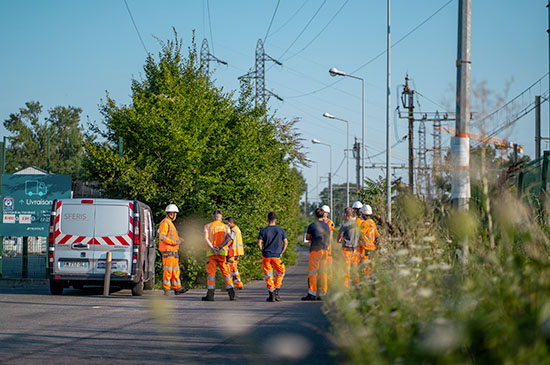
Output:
[{"xmin": 200, "ymin": 39, "xmax": 227, "ymax": 77}]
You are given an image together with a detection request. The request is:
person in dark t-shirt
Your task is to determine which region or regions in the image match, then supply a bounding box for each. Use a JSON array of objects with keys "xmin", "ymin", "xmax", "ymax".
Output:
[
  {"xmin": 257, "ymin": 212, "xmax": 288, "ymax": 302},
  {"xmin": 302, "ymin": 207, "xmax": 330, "ymax": 301}
]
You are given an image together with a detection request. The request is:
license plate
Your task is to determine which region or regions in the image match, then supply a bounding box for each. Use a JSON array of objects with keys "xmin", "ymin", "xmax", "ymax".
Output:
[
  {"xmin": 97, "ymin": 261, "xmax": 128, "ymax": 271},
  {"xmin": 60, "ymin": 261, "xmax": 88, "ymax": 269}
]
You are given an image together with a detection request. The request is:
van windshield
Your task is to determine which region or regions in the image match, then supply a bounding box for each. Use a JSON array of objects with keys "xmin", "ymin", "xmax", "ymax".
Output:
[
  {"xmin": 95, "ymin": 205, "xmax": 130, "ymax": 237},
  {"xmin": 60, "ymin": 204, "xmax": 94, "ymax": 237}
]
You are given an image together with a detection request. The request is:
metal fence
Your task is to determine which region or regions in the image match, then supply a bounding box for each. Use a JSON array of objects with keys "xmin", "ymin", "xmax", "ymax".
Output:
[{"xmin": 518, "ymin": 151, "xmax": 550, "ymax": 219}]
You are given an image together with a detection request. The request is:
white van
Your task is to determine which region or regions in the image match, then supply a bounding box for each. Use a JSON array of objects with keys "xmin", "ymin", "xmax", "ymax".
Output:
[{"xmin": 48, "ymin": 199, "xmax": 156, "ymax": 296}]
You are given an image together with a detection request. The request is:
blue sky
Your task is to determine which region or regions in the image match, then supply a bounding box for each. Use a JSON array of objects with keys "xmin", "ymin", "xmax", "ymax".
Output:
[{"xmin": 0, "ymin": 1, "xmax": 547, "ymax": 204}]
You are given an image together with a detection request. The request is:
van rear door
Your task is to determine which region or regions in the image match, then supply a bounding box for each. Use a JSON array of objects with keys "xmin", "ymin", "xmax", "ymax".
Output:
[
  {"xmin": 54, "ymin": 200, "xmax": 95, "ymax": 275},
  {"xmin": 91, "ymin": 201, "xmax": 133, "ymax": 276}
]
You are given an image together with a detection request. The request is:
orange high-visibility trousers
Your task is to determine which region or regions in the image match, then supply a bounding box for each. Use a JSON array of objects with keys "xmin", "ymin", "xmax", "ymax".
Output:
[
  {"xmin": 343, "ymin": 249, "xmax": 360, "ymax": 288},
  {"xmin": 207, "ymin": 255, "xmax": 234, "ymax": 289},
  {"xmin": 327, "ymin": 243, "xmax": 333, "ymax": 280},
  {"xmin": 358, "ymin": 244, "xmax": 376, "ymax": 277},
  {"xmin": 162, "ymin": 252, "xmax": 182, "ymax": 290},
  {"xmin": 307, "ymin": 250, "xmax": 328, "ymax": 297},
  {"xmin": 262, "ymin": 257, "xmax": 285, "ymax": 292},
  {"xmin": 227, "ymin": 255, "xmax": 243, "ymax": 288}
]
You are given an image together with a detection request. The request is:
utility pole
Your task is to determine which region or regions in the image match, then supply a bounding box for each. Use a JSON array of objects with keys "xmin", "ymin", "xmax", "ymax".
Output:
[
  {"xmin": 401, "ymin": 76, "xmax": 415, "ymax": 191},
  {"xmin": 452, "ymin": 0, "xmax": 472, "ymax": 211},
  {"xmin": 353, "ymin": 138, "xmax": 361, "ymax": 198},
  {"xmin": 304, "ymin": 183, "xmax": 308, "ymax": 217},
  {"xmin": 536, "ymin": 95, "xmax": 541, "ymax": 159},
  {"xmin": 385, "ymin": 0, "xmax": 392, "ymax": 224}
]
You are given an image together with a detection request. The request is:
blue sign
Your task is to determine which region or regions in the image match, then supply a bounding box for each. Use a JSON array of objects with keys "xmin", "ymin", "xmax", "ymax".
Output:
[{"xmin": 1, "ymin": 174, "xmax": 71, "ymax": 237}]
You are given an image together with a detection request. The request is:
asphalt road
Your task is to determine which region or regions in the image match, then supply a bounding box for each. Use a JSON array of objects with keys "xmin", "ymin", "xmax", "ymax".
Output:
[{"xmin": 0, "ymin": 247, "xmax": 339, "ymax": 364}]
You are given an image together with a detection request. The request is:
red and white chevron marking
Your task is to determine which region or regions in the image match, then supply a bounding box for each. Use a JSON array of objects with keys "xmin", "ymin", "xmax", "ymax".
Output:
[{"xmin": 54, "ymin": 201, "xmax": 134, "ymax": 246}]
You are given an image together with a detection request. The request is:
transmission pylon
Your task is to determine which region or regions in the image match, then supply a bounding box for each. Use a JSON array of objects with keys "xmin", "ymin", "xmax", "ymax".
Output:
[
  {"xmin": 418, "ymin": 118, "xmax": 429, "ymax": 199},
  {"xmin": 200, "ymin": 39, "xmax": 227, "ymax": 76},
  {"xmin": 239, "ymin": 39, "xmax": 283, "ymax": 107}
]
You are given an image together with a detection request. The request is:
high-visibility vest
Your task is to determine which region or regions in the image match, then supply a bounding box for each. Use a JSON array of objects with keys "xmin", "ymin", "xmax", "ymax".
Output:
[
  {"xmin": 227, "ymin": 225, "xmax": 244, "ymax": 257},
  {"xmin": 360, "ymin": 218, "xmax": 379, "ymax": 249},
  {"xmin": 322, "ymin": 217, "xmax": 335, "ymax": 232},
  {"xmin": 159, "ymin": 217, "xmax": 179, "ymax": 252},
  {"xmin": 205, "ymin": 220, "xmax": 229, "ymax": 256},
  {"xmin": 355, "ymin": 217, "xmax": 364, "ymax": 240}
]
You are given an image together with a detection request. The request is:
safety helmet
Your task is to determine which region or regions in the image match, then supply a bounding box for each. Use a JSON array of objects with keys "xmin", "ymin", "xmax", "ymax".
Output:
[
  {"xmin": 165, "ymin": 204, "xmax": 179, "ymax": 213},
  {"xmin": 321, "ymin": 205, "xmax": 330, "ymax": 213},
  {"xmin": 352, "ymin": 201, "xmax": 363, "ymax": 209},
  {"xmin": 360, "ymin": 204, "xmax": 372, "ymax": 215}
]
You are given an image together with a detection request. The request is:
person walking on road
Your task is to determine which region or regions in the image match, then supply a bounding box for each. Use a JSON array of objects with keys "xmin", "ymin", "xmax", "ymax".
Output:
[
  {"xmin": 225, "ymin": 217, "xmax": 244, "ymax": 290},
  {"xmin": 257, "ymin": 212, "xmax": 288, "ymax": 302},
  {"xmin": 202, "ymin": 210, "xmax": 237, "ymax": 301},
  {"xmin": 158, "ymin": 204, "xmax": 188, "ymax": 296},
  {"xmin": 302, "ymin": 207, "xmax": 330, "ymax": 301},
  {"xmin": 359, "ymin": 204, "xmax": 379, "ymax": 277},
  {"xmin": 321, "ymin": 205, "xmax": 335, "ymax": 280},
  {"xmin": 337, "ymin": 207, "xmax": 360, "ymax": 288}
]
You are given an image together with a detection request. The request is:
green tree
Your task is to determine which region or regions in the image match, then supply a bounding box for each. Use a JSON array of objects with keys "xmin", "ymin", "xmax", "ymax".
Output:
[
  {"xmin": 3, "ymin": 101, "xmax": 87, "ymax": 178},
  {"xmin": 85, "ymin": 31, "xmax": 306, "ymax": 286}
]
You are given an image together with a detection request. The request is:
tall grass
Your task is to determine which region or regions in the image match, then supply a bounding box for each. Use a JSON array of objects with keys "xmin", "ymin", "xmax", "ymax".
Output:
[{"xmin": 324, "ymin": 180, "xmax": 550, "ymax": 363}]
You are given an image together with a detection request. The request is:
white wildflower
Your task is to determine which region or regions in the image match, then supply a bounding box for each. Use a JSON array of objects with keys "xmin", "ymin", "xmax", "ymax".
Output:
[
  {"xmin": 418, "ymin": 288, "xmax": 433, "ymax": 298},
  {"xmin": 394, "ymin": 249, "xmax": 409, "ymax": 257}
]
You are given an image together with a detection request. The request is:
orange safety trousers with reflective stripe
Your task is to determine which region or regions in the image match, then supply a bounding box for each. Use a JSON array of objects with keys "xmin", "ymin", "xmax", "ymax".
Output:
[
  {"xmin": 227, "ymin": 255, "xmax": 243, "ymax": 288},
  {"xmin": 162, "ymin": 252, "xmax": 182, "ymax": 290},
  {"xmin": 322, "ymin": 218, "xmax": 335, "ymax": 280},
  {"xmin": 308, "ymin": 250, "xmax": 328, "ymax": 297},
  {"xmin": 262, "ymin": 257, "xmax": 285, "ymax": 292},
  {"xmin": 343, "ymin": 249, "xmax": 360, "ymax": 288},
  {"xmin": 207, "ymin": 255, "xmax": 234, "ymax": 289}
]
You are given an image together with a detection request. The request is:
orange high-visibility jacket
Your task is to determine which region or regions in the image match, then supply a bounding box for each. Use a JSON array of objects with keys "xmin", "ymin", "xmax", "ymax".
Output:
[
  {"xmin": 322, "ymin": 217, "xmax": 335, "ymax": 232},
  {"xmin": 360, "ymin": 218, "xmax": 380, "ymax": 249},
  {"xmin": 227, "ymin": 225, "xmax": 244, "ymax": 257},
  {"xmin": 159, "ymin": 217, "xmax": 180, "ymax": 252},
  {"xmin": 205, "ymin": 220, "xmax": 230, "ymax": 256}
]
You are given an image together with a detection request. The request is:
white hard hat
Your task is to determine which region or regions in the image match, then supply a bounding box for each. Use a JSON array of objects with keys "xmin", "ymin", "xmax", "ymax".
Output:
[
  {"xmin": 165, "ymin": 204, "xmax": 179, "ymax": 213},
  {"xmin": 361, "ymin": 204, "xmax": 372, "ymax": 215},
  {"xmin": 352, "ymin": 201, "xmax": 363, "ymax": 209},
  {"xmin": 321, "ymin": 205, "xmax": 330, "ymax": 213}
]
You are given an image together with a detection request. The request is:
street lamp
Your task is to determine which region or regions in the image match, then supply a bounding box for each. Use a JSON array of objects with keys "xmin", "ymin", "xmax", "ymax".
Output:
[
  {"xmin": 312, "ymin": 139, "xmax": 333, "ymax": 219},
  {"xmin": 329, "ymin": 67, "xmax": 365, "ymax": 191},
  {"xmin": 323, "ymin": 112, "xmax": 349, "ymax": 208}
]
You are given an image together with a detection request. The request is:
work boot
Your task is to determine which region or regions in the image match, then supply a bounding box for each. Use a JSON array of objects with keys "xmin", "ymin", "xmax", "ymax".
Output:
[
  {"xmin": 274, "ymin": 288, "xmax": 283, "ymax": 302},
  {"xmin": 301, "ymin": 293, "xmax": 316, "ymax": 301},
  {"xmin": 201, "ymin": 289, "xmax": 215, "ymax": 301},
  {"xmin": 174, "ymin": 287, "xmax": 188, "ymax": 295},
  {"xmin": 163, "ymin": 289, "xmax": 170, "ymax": 296},
  {"xmin": 266, "ymin": 291, "xmax": 275, "ymax": 302},
  {"xmin": 227, "ymin": 288, "xmax": 239, "ymax": 301}
]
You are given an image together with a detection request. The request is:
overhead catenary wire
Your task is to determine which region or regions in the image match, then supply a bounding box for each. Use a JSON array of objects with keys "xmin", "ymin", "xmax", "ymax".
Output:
[
  {"xmin": 284, "ymin": 0, "xmax": 455, "ymax": 99},
  {"xmin": 123, "ymin": 0, "xmax": 148, "ymax": 54},
  {"xmin": 268, "ymin": 0, "xmax": 311, "ymax": 38},
  {"xmin": 207, "ymin": 0, "xmax": 215, "ymax": 54}
]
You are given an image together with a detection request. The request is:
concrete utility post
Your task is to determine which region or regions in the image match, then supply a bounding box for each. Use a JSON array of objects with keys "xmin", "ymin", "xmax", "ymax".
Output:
[
  {"xmin": 452, "ymin": 0, "xmax": 471, "ymax": 211},
  {"xmin": 385, "ymin": 0, "xmax": 392, "ymax": 224}
]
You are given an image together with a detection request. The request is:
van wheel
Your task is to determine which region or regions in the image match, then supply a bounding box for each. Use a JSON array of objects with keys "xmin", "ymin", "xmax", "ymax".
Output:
[
  {"xmin": 144, "ymin": 273, "xmax": 155, "ymax": 290},
  {"xmin": 50, "ymin": 281, "xmax": 64, "ymax": 295},
  {"xmin": 131, "ymin": 280, "xmax": 144, "ymax": 296}
]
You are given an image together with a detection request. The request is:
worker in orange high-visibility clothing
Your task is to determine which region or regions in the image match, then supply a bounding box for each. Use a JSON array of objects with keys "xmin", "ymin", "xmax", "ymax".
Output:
[
  {"xmin": 337, "ymin": 207, "xmax": 360, "ymax": 288},
  {"xmin": 302, "ymin": 207, "xmax": 330, "ymax": 301},
  {"xmin": 158, "ymin": 204, "xmax": 188, "ymax": 295},
  {"xmin": 352, "ymin": 201, "xmax": 364, "ymax": 227},
  {"xmin": 359, "ymin": 204, "xmax": 380, "ymax": 277},
  {"xmin": 202, "ymin": 210, "xmax": 237, "ymax": 301},
  {"xmin": 258, "ymin": 212, "xmax": 288, "ymax": 302},
  {"xmin": 225, "ymin": 217, "xmax": 244, "ymax": 290},
  {"xmin": 321, "ymin": 205, "xmax": 335, "ymax": 280}
]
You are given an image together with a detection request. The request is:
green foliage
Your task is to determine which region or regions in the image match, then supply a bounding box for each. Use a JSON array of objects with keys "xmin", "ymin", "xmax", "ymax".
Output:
[
  {"xmin": 85, "ymin": 31, "xmax": 305, "ymax": 287},
  {"xmin": 3, "ymin": 101, "xmax": 87, "ymax": 177},
  {"xmin": 324, "ymin": 186, "xmax": 550, "ymax": 363}
]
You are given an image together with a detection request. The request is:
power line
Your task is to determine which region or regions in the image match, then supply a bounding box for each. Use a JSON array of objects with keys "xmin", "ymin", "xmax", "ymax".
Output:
[
  {"xmin": 275, "ymin": 0, "xmax": 327, "ymax": 61},
  {"xmin": 269, "ymin": 0, "xmax": 311, "ymax": 38},
  {"xmin": 282, "ymin": 0, "xmax": 350, "ymax": 61},
  {"xmin": 123, "ymin": 0, "xmax": 148, "ymax": 54},
  {"xmin": 207, "ymin": 0, "xmax": 215, "ymax": 54},
  {"xmin": 264, "ymin": 0, "xmax": 281, "ymax": 42},
  {"xmin": 284, "ymin": 0, "xmax": 455, "ymax": 99}
]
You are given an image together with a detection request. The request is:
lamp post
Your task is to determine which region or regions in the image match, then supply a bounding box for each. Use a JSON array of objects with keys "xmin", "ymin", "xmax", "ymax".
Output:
[
  {"xmin": 323, "ymin": 112, "xmax": 349, "ymax": 208},
  {"xmin": 329, "ymin": 67, "xmax": 365, "ymax": 190},
  {"xmin": 312, "ymin": 139, "xmax": 333, "ymax": 219}
]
